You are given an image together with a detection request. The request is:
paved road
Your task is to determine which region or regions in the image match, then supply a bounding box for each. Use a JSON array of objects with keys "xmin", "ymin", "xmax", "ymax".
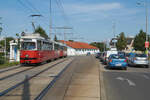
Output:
[{"xmin": 100, "ymin": 62, "xmax": 150, "ymax": 100}]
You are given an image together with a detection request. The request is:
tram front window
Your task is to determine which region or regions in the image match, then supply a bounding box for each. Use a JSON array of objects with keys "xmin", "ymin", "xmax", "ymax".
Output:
[{"xmin": 21, "ymin": 42, "xmax": 36, "ymax": 50}]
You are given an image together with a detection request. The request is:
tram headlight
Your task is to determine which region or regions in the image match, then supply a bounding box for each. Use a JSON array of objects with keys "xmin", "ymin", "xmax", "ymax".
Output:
[{"xmin": 25, "ymin": 55, "xmax": 29, "ymax": 58}]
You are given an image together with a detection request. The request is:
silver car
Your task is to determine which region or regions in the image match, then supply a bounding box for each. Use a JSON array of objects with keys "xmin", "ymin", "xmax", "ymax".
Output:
[{"xmin": 128, "ymin": 53, "xmax": 149, "ymax": 68}]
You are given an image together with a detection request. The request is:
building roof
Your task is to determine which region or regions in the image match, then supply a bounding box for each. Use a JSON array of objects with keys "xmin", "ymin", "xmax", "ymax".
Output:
[{"xmin": 59, "ymin": 40, "xmax": 98, "ymax": 49}]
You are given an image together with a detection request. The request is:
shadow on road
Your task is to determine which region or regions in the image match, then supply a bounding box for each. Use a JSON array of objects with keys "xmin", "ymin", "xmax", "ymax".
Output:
[{"xmin": 22, "ymin": 75, "xmax": 31, "ymax": 100}]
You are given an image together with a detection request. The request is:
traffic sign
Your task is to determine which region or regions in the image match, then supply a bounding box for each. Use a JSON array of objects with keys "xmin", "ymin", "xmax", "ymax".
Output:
[{"xmin": 145, "ymin": 41, "xmax": 149, "ymax": 48}]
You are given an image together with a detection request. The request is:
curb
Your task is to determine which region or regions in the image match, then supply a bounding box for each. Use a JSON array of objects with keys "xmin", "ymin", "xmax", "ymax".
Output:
[{"xmin": 99, "ymin": 60, "xmax": 107, "ymax": 100}]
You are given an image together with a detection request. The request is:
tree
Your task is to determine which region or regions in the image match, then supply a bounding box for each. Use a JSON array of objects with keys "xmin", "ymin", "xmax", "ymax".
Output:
[
  {"xmin": 34, "ymin": 26, "xmax": 48, "ymax": 39},
  {"xmin": 133, "ymin": 29, "xmax": 146, "ymax": 51},
  {"xmin": 0, "ymin": 37, "xmax": 14, "ymax": 52},
  {"xmin": 16, "ymin": 33, "xmax": 21, "ymax": 50},
  {"xmin": 116, "ymin": 32, "xmax": 127, "ymax": 51},
  {"xmin": 54, "ymin": 35, "xmax": 58, "ymax": 41},
  {"xmin": 69, "ymin": 40, "xmax": 74, "ymax": 42},
  {"xmin": 90, "ymin": 42, "xmax": 106, "ymax": 52}
]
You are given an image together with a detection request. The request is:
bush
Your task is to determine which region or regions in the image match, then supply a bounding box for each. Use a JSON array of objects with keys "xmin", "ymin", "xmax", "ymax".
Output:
[
  {"xmin": 0, "ymin": 53, "xmax": 5, "ymax": 64},
  {"xmin": 0, "ymin": 61, "xmax": 20, "ymax": 69},
  {"xmin": 0, "ymin": 57, "xmax": 5, "ymax": 64}
]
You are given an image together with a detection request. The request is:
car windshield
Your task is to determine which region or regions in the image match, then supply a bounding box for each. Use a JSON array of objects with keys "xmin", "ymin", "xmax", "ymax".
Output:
[
  {"xmin": 135, "ymin": 54, "xmax": 147, "ymax": 57},
  {"xmin": 125, "ymin": 53, "xmax": 130, "ymax": 57},
  {"xmin": 21, "ymin": 42, "xmax": 36, "ymax": 50},
  {"xmin": 111, "ymin": 55, "xmax": 125, "ymax": 59}
]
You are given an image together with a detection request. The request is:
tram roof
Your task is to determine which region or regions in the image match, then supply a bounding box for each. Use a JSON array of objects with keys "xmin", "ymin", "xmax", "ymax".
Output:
[{"xmin": 21, "ymin": 33, "xmax": 45, "ymax": 40}]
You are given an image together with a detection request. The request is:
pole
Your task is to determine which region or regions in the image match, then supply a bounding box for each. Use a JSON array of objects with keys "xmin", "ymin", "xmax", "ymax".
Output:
[
  {"xmin": 0, "ymin": 17, "xmax": 2, "ymax": 37},
  {"xmin": 5, "ymin": 36, "xmax": 6, "ymax": 61},
  {"xmin": 146, "ymin": 0, "xmax": 148, "ymax": 42},
  {"xmin": 145, "ymin": 0, "xmax": 149, "ymax": 57},
  {"xmin": 49, "ymin": 0, "xmax": 52, "ymax": 40},
  {"xmin": 113, "ymin": 21, "xmax": 116, "ymax": 38},
  {"xmin": 104, "ymin": 41, "xmax": 105, "ymax": 52}
]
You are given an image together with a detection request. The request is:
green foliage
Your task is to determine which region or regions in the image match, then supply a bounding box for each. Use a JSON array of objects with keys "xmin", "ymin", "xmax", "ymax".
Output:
[
  {"xmin": 116, "ymin": 32, "xmax": 127, "ymax": 51},
  {"xmin": 0, "ymin": 37, "xmax": 14, "ymax": 52},
  {"xmin": 90, "ymin": 42, "xmax": 106, "ymax": 52},
  {"xmin": 133, "ymin": 30, "xmax": 146, "ymax": 51},
  {"xmin": 0, "ymin": 52, "xmax": 5, "ymax": 64},
  {"xmin": 69, "ymin": 40, "xmax": 74, "ymax": 42},
  {"xmin": 54, "ymin": 35, "xmax": 58, "ymax": 41},
  {"xmin": 15, "ymin": 33, "xmax": 21, "ymax": 50},
  {"xmin": 16, "ymin": 33, "xmax": 19, "ymax": 37},
  {"xmin": 0, "ymin": 61, "xmax": 20, "ymax": 69},
  {"xmin": 34, "ymin": 26, "xmax": 48, "ymax": 39}
]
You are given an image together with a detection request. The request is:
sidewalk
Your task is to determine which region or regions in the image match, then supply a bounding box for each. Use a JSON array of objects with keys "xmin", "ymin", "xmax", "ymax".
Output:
[
  {"xmin": 63, "ymin": 57, "xmax": 101, "ymax": 100},
  {"xmin": 42, "ymin": 56, "xmax": 105, "ymax": 100}
]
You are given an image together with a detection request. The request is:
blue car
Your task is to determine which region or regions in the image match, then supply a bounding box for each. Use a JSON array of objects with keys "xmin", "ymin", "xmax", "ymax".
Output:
[{"xmin": 108, "ymin": 54, "xmax": 127, "ymax": 70}]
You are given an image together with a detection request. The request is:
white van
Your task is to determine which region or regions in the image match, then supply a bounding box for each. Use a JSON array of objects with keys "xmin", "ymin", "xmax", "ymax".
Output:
[{"xmin": 103, "ymin": 50, "xmax": 118, "ymax": 64}]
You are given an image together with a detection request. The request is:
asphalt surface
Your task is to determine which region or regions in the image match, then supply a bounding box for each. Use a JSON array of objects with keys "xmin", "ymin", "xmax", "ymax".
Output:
[{"xmin": 100, "ymin": 62, "xmax": 150, "ymax": 100}]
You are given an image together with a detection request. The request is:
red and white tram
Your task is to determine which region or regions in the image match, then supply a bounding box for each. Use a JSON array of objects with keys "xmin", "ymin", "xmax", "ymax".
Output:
[{"xmin": 20, "ymin": 33, "xmax": 67, "ymax": 65}]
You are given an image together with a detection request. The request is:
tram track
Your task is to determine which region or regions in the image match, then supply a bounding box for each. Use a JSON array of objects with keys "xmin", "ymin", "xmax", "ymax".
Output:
[
  {"xmin": 0, "ymin": 58, "xmax": 70, "ymax": 98},
  {"xmin": 0, "ymin": 67, "xmax": 34, "ymax": 81},
  {"xmin": 0, "ymin": 59, "xmax": 66, "ymax": 81},
  {"xmin": 0, "ymin": 66, "xmax": 21, "ymax": 74}
]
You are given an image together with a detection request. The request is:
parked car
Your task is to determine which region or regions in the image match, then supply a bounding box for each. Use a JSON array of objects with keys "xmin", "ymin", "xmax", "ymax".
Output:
[
  {"xmin": 95, "ymin": 52, "xmax": 100, "ymax": 58},
  {"xmin": 128, "ymin": 53, "xmax": 149, "ymax": 68},
  {"xmin": 118, "ymin": 51, "xmax": 125, "ymax": 56},
  {"xmin": 108, "ymin": 54, "xmax": 127, "ymax": 70},
  {"xmin": 125, "ymin": 53, "xmax": 130, "ymax": 62},
  {"xmin": 103, "ymin": 50, "xmax": 118, "ymax": 64},
  {"xmin": 100, "ymin": 52, "xmax": 105, "ymax": 62}
]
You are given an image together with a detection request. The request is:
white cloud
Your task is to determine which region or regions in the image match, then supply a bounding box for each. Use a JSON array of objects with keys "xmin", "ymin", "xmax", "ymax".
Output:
[
  {"xmin": 63, "ymin": 2, "xmax": 141, "ymax": 23},
  {"xmin": 64, "ymin": 2, "xmax": 122, "ymax": 15}
]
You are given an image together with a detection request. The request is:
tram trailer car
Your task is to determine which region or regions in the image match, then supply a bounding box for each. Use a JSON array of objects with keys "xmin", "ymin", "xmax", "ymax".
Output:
[{"xmin": 20, "ymin": 33, "xmax": 67, "ymax": 65}]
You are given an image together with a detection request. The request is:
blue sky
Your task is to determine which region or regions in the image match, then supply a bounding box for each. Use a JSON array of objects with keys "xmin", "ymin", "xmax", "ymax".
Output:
[{"xmin": 0, "ymin": 0, "xmax": 149, "ymax": 43}]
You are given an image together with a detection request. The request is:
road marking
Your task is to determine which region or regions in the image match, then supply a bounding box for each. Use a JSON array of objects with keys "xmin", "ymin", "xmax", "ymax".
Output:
[
  {"xmin": 116, "ymin": 77, "xmax": 136, "ymax": 87},
  {"xmin": 142, "ymin": 75, "xmax": 150, "ymax": 79},
  {"xmin": 116, "ymin": 77, "xmax": 124, "ymax": 81},
  {"xmin": 126, "ymin": 79, "xmax": 136, "ymax": 86}
]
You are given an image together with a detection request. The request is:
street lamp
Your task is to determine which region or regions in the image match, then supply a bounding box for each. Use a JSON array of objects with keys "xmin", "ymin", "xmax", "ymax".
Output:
[{"xmin": 137, "ymin": 0, "xmax": 149, "ymax": 54}]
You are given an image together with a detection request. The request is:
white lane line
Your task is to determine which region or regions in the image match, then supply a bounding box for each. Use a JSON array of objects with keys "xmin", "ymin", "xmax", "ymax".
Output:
[
  {"xmin": 126, "ymin": 79, "xmax": 136, "ymax": 86},
  {"xmin": 142, "ymin": 75, "xmax": 150, "ymax": 79},
  {"xmin": 116, "ymin": 77, "xmax": 136, "ymax": 87}
]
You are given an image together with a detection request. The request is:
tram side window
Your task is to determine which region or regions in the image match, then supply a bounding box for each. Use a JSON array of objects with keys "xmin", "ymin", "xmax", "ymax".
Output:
[
  {"xmin": 37, "ymin": 41, "xmax": 41, "ymax": 50},
  {"xmin": 64, "ymin": 46, "xmax": 67, "ymax": 51},
  {"xmin": 49, "ymin": 43, "xmax": 53, "ymax": 50},
  {"xmin": 42, "ymin": 42, "xmax": 46, "ymax": 50},
  {"xmin": 54, "ymin": 44, "xmax": 59, "ymax": 50},
  {"xmin": 60, "ymin": 45, "xmax": 64, "ymax": 50}
]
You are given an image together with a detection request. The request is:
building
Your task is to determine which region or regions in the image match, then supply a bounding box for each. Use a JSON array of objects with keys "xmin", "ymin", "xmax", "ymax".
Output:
[
  {"xmin": 60, "ymin": 40, "xmax": 99, "ymax": 56},
  {"xmin": 109, "ymin": 36, "xmax": 134, "ymax": 52},
  {"xmin": 124, "ymin": 36, "xmax": 134, "ymax": 52}
]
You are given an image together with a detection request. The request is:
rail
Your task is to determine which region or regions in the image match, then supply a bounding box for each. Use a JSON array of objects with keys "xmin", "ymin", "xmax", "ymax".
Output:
[{"xmin": 0, "ymin": 59, "xmax": 68, "ymax": 97}]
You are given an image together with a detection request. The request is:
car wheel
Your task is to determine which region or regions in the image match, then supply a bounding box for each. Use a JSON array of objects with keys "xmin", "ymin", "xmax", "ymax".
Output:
[
  {"xmin": 107, "ymin": 66, "xmax": 110, "ymax": 69},
  {"xmin": 145, "ymin": 65, "xmax": 149, "ymax": 68},
  {"xmin": 123, "ymin": 67, "xmax": 127, "ymax": 70}
]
